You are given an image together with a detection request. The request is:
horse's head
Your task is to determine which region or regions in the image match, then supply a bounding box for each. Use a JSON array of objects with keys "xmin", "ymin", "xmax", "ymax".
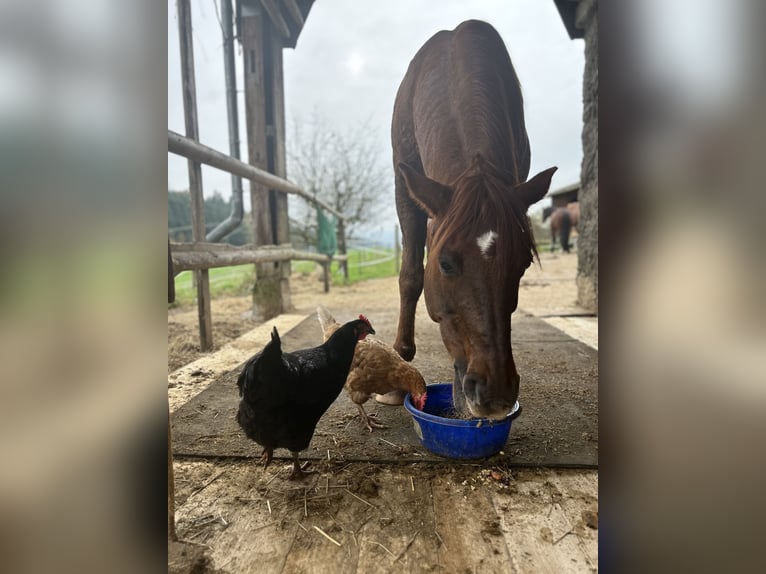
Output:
[{"xmin": 399, "ymin": 159, "xmax": 556, "ymax": 419}]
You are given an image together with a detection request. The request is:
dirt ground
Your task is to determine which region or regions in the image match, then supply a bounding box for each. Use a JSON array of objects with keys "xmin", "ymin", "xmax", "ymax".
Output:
[{"xmin": 168, "ymin": 252, "xmax": 598, "ymax": 573}]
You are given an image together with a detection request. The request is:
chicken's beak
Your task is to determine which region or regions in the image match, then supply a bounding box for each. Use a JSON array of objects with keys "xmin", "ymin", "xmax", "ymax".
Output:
[{"xmin": 358, "ymin": 326, "xmax": 375, "ymax": 340}]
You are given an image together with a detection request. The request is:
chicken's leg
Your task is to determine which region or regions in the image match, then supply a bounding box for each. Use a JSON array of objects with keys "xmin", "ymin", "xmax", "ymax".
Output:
[
  {"xmin": 259, "ymin": 448, "xmax": 273, "ymax": 469},
  {"xmin": 357, "ymin": 403, "xmax": 386, "ymax": 432},
  {"xmin": 288, "ymin": 452, "xmax": 316, "ymax": 480}
]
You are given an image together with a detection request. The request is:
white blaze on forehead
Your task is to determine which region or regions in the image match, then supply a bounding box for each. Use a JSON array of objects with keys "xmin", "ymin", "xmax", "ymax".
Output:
[{"xmin": 476, "ymin": 230, "xmax": 497, "ymax": 257}]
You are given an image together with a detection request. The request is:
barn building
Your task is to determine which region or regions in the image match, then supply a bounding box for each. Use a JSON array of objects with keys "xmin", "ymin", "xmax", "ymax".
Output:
[{"xmin": 549, "ymin": 182, "xmax": 580, "ymax": 208}]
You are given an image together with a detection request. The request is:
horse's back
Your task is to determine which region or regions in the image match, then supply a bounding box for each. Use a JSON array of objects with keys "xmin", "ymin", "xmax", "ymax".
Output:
[
  {"xmin": 392, "ymin": 20, "xmax": 529, "ymax": 184},
  {"xmin": 567, "ymin": 201, "xmax": 580, "ymax": 227}
]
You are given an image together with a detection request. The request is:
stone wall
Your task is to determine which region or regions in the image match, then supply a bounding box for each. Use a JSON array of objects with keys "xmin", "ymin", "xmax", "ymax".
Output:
[{"xmin": 576, "ymin": 0, "xmax": 598, "ymax": 313}]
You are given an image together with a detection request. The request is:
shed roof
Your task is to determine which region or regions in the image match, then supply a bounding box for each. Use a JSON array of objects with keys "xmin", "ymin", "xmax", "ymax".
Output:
[
  {"xmin": 552, "ymin": 0, "xmax": 592, "ymax": 40},
  {"xmin": 548, "ymin": 181, "xmax": 580, "ymax": 197},
  {"xmin": 238, "ymin": 0, "xmax": 315, "ymax": 49}
]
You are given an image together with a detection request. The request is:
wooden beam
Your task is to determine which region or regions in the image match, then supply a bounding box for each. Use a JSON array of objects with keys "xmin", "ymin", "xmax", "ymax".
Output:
[
  {"xmin": 268, "ymin": 22, "xmax": 292, "ymax": 309},
  {"xmin": 171, "ymin": 243, "xmax": 345, "ymax": 272},
  {"xmin": 260, "ymin": 0, "xmax": 291, "ymax": 39},
  {"xmin": 241, "ymin": 13, "xmax": 272, "ymax": 248},
  {"xmin": 241, "ymin": 11, "xmax": 283, "ymax": 320},
  {"xmin": 168, "ymin": 131, "xmax": 345, "ymax": 220},
  {"xmin": 172, "ymin": 241, "xmax": 346, "ymax": 258},
  {"xmin": 176, "ymin": 0, "xmax": 213, "ymax": 351},
  {"xmin": 282, "ymin": 0, "xmax": 304, "ymax": 29}
]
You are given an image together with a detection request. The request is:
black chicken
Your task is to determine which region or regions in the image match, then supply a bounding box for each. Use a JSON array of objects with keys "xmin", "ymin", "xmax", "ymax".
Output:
[{"xmin": 236, "ymin": 315, "xmax": 375, "ymax": 480}]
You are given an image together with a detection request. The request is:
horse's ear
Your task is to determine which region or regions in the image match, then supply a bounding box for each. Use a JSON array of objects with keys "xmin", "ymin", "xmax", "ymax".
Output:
[
  {"xmin": 516, "ymin": 167, "xmax": 557, "ymax": 208},
  {"xmin": 398, "ymin": 162, "xmax": 452, "ymax": 217}
]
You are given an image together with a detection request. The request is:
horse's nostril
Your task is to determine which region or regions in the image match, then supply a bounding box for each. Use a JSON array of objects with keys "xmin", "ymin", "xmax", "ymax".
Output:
[{"xmin": 462, "ymin": 373, "xmax": 484, "ymax": 397}]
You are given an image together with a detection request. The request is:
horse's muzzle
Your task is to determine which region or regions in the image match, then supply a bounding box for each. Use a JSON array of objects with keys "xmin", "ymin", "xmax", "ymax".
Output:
[{"xmin": 462, "ymin": 372, "xmax": 519, "ymax": 420}]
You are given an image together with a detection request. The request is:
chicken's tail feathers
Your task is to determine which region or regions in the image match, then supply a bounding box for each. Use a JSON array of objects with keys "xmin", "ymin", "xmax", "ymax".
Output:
[
  {"xmin": 264, "ymin": 326, "xmax": 282, "ymax": 353},
  {"xmin": 264, "ymin": 326, "xmax": 282, "ymax": 356},
  {"xmin": 316, "ymin": 305, "xmax": 337, "ymax": 334}
]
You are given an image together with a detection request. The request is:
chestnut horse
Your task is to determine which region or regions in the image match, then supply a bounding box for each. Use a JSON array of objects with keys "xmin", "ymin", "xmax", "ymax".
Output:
[
  {"xmin": 543, "ymin": 202, "xmax": 580, "ymax": 252},
  {"xmin": 392, "ymin": 20, "xmax": 556, "ymax": 419}
]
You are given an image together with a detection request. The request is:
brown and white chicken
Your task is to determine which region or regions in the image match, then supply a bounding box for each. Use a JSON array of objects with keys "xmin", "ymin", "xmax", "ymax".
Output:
[{"xmin": 317, "ymin": 305, "xmax": 427, "ymax": 432}]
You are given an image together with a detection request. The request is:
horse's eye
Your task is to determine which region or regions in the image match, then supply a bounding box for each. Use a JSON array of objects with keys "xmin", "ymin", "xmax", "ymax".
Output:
[{"xmin": 439, "ymin": 257, "xmax": 457, "ymax": 276}]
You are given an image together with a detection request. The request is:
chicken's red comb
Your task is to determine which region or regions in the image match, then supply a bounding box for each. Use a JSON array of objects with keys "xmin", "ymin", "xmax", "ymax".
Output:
[{"xmin": 358, "ymin": 314, "xmax": 371, "ymax": 328}]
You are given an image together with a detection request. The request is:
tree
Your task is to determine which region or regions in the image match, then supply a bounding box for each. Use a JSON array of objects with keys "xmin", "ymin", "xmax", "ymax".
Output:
[{"xmin": 286, "ymin": 112, "xmax": 391, "ymax": 254}]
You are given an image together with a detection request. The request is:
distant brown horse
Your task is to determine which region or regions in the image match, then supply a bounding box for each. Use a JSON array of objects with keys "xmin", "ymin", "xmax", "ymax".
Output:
[
  {"xmin": 543, "ymin": 202, "xmax": 579, "ymax": 252},
  {"xmin": 392, "ymin": 20, "xmax": 556, "ymax": 419}
]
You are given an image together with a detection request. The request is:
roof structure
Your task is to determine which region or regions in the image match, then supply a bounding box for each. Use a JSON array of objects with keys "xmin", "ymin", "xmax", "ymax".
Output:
[
  {"xmin": 548, "ymin": 181, "xmax": 580, "ymax": 197},
  {"xmin": 238, "ymin": 0, "xmax": 315, "ymax": 48},
  {"xmin": 552, "ymin": 0, "xmax": 594, "ymax": 40}
]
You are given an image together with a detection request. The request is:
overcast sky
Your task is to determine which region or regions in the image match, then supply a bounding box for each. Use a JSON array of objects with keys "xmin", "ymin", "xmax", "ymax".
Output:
[{"xmin": 168, "ymin": 0, "xmax": 585, "ymax": 228}]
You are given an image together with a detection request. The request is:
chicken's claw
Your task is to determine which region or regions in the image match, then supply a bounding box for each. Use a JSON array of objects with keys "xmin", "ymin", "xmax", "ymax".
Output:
[
  {"xmin": 357, "ymin": 404, "xmax": 387, "ymax": 432},
  {"xmin": 288, "ymin": 453, "xmax": 317, "ymax": 481},
  {"xmin": 259, "ymin": 448, "xmax": 273, "ymax": 468}
]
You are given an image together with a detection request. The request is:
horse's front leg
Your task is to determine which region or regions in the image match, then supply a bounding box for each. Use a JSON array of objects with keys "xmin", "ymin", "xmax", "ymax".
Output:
[
  {"xmin": 394, "ymin": 205, "xmax": 426, "ymax": 362},
  {"xmin": 395, "ymin": 250, "xmax": 423, "ymax": 361}
]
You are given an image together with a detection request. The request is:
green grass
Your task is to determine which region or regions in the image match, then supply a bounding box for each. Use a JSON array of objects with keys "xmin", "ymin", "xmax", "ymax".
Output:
[
  {"xmin": 172, "ymin": 264, "xmax": 255, "ymax": 305},
  {"xmin": 293, "ymin": 248, "xmax": 398, "ymax": 284},
  {"xmin": 172, "ymin": 248, "xmax": 398, "ymax": 305}
]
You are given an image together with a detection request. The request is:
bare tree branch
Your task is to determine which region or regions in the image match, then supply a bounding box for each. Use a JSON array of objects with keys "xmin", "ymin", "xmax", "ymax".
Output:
[{"xmin": 287, "ymin": 111, "xmax": 390, "ymax": 246}]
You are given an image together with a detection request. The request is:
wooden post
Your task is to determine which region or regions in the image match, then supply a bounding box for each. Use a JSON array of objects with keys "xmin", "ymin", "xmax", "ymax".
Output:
[
  {"xmin": 269, "ymin": 24, "xmax": 293, "ymax": 311},
  {"xmin": 168, "ymin": 405, "xmax": 177, "ymax": 541},
  {"xmin": 168, "ymin": 238, "xmax": 175, "ymax": 303},
  {"xmin": 177, "ymin": 0, "xmax": 213, "ymax": 351},
  {"xmin": 322, "ymin": 261, "xmax": 330, "ymax": 293},
  {"xmin": 241, "ymin": 7, "xmax": 282, "ymax": 321},
  {"xmin": 337, "ymin": 219, "xmax": 348, "ymax": 280}
]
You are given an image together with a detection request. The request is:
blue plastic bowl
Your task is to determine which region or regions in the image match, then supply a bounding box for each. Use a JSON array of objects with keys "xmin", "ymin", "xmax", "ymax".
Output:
[{"xmin": 404, "ymin": 383, "xmax": 521, "ymax": 459}]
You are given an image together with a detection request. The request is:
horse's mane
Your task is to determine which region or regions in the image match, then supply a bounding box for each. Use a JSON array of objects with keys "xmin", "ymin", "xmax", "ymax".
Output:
[{"xmin": 430, "ymin": 156, "xmax": 538, "ymax": 269}]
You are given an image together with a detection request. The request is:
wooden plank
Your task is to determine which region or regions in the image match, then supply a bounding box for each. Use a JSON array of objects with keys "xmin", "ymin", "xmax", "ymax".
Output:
[
  {"xmin": 430, "ymin": 476, "xmax": 512, "ymax": 572},
  {"xmin": 354, "ymin": 469, "xmax": 439, "ymax": 573},
  {"xmin": 489, "ymin": 471, "xmax": 598, "ymax": 572},
  {"xmin": 172, "ymin": 463, "xmax": 597, "ymax": 573},
  {"xmin": 260, "ymin": 0, "xmax": 291, "ymax": 39},
  {"xmin": 275, "ymin": 468, "xmax": 440, "ymax": 574},
  {"xmin": 282, "ymin": 0, "xmax": 304, "ymax": 29},
  {"xmin": 176, "ymin": 0, "xmax": 213, "ymax": 351}
]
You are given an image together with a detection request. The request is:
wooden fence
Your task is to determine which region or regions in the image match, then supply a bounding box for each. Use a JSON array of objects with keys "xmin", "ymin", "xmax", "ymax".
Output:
[
  {"xmin": 168, "ymin": 130, "xmax": 349, "ymax": 344},
  {"xmin": 170, "ymin": 0, "xmax": 343, "ymax": 352}
]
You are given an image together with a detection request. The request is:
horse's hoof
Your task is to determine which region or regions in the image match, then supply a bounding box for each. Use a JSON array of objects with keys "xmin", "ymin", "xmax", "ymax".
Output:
[
  {"xmin": 374, "ymin": 390, "xmax": 407, "ymax": 406},
  {"xmin": 394, "ymin": 343, "xmax": 416, "ymax": 362}
]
